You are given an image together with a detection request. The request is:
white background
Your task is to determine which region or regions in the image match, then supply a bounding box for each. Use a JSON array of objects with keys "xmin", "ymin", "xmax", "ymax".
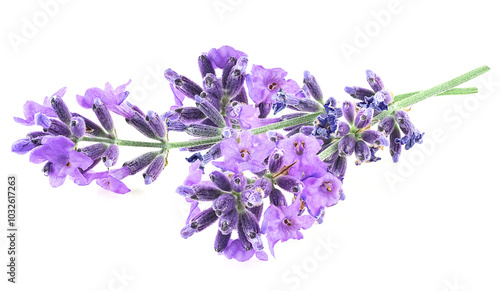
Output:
[{"xmin": 1, "ymin": 0, "xmax": 500, "ymax": 290}]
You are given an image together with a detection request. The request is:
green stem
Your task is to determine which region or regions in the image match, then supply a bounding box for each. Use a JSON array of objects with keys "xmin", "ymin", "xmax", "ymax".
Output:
[
  {"xmin": 376, "ymin": 66, "xmax": 489, "ymax": 121},
  {"xmin": 394, "ymin": 65, "xmax": 489, "ymax": 110},
  {"xmin": 393, "ymin": 87, "xmax": 478, "ymax": 103},
  {"xmin": 250, "ymin": 112, "xmax": 322, "ymax": 135},
  {"xmin": 80, "ymin": 111, "xmax": 323, "ymax": 150},
  {"xmin": 318, "ymin": 140, "xmax": 340, "ymax": 161},
  {"xmin": 167, "ymin": 136, "xmax": 223, "ymax": 150},
  {"xmin": 80, "ymin": 137, "xmax": 166, "ymax": 148}
]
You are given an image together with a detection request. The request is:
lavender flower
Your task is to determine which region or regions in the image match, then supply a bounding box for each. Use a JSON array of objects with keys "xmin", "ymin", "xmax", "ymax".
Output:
[
  {"xmin": 29, "ymin": 136, "xmax": 93, "ymax": 187},
  {"xmin": 212, "ymin": 131, "xmax": 274, "ymax": 173},
  {"xmin": 261, "ymin": 199, "xmax": 316, "ymax": 256},
  {"xmin": 14, "ymin": 87, "xmax": 65, "ymax": 126},
  {"xmin": 76, "ymin": 80, "xmax": 134, "ymax": 118},
  {"xmin": 246, "ymin": 65, "xmax": 300, "ymax": 118},
  {"xmin": 344, "ymin": 70, "xmax": 393, "ymax": 113}
]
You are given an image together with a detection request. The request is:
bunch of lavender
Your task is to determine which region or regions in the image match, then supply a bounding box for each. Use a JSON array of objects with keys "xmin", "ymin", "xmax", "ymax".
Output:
[{"xmin": 11, "ymin": 45, "xmax": 488, "ymax": 261}]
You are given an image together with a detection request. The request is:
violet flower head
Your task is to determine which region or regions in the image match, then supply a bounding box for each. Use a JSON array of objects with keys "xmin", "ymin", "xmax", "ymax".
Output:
[
  {"xmin": 29, "ymin": 136, "xmax": 93, "ymax": 187},
  {"xmin": 261, "ymin": 198, "xmax": 316, "ymax": 256},
  {"xmin": 76, "ymin": 80, "xmax": 134, "ymax": 118},
  {"xmin": 301, "ymin": 172, "xmax": 342, "ymax": 218},
  {"xmin": 278, "ymin": 133, "xmax": 327, "ymax": 179},
  {"xmin": 212, "ymin": 131, "xmax": 275, "ymax": 173},
  {"xmin": 394, "ymin": 110, "xmax": 424, "ymax": 150},
  {"xmin": 14, "ymin": 87, "xmax": 65, "ymax": 126},
  {"xmin": 205, "ymin": 46, "xmax": 247, "ymax": 70},
  {"xmin": 246, "ymin": 65, "xmax": 300, "ymax": 118},
  {"xmin": 344, "ymin": 70, "xmax": 393, "ymax": 114}
]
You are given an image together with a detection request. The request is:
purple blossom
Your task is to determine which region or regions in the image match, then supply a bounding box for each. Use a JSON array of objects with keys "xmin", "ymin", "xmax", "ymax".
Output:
[
  {"xmin": 300, "ymin": 172, "xmax": 342, "ymax": 218},
  {"xmin": 278, "ymin": 133, "xmax": 327, "ymax": 179},
  {"xmin": 14, "ymin": 87, "xmax": 66, "ymax": 126},
  {"xmin": 261, "ymin": 199, "xmax": 316, "ymax": 256},
  {"xmin": 212, "ymin": 131, "xmax": 275, "ymax": 173},
  {"xmin": 29, "ymin": 136, "xmax": 93, "ymax": 187},
  {"xmin": 226, "ymin": 103, "xmax": 279, "ymax": 129},
  {"xmin": 76, "ymin": 167, "xmax": 131, "ymax": 194},
  {"xmin": 223, "ymin": 239, "xmax": 268, "ymax": 262},
  {"xmin": 206, "ymin": 46, "xmax": 247, "ymax": 70},
  {"xmin": 76, "ymin": 80, "xmax": 134, "ymax": 118},
  {"xmin": 246, "ymin": 65, "xmax": 300, "ymax": 117}
]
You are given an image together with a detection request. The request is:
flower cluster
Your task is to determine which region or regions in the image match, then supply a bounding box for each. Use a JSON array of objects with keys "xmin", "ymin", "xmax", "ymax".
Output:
[
  {"xmin": 160, "ymin": 46, "xmax": 424, "ymax": 261},
  {"xmin": 12, "ymin": 81, "xmax": 170, "ymax": 193},
  {"xmin": 13, "ymin": 45, "xmax": 455, "ymax": 262}
]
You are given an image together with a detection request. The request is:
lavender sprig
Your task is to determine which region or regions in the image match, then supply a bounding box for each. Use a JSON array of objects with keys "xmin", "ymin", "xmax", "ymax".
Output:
[{"xmin": 11, "ymin": 45, "xmax": 489, "ymax": 262}]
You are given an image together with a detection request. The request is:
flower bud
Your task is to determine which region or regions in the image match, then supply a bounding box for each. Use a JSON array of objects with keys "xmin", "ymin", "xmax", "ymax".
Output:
[
  {"xmin": 164, "ymin": 68, "xmax": 203, "ymax": 100},
  {"xmin": 270, "ymin": 188, "xmax": 287, "ymax": 207},
  {"xmin": 354, "ymin": 140, "xmax": 370, "ymax": 164},
  {"xmin": 303, "ymin": 70, "xmax": 323, "ymax": 102},
  {"xmin": 342, "ymin": 100, "xmax": 356, "ymax": 124},
  {"xmin": 268, "ymin": 148, "xmax": 285, "ymax": 173},
  {"xmin": 224, "ymin": 57, "xmax": 247, "ymax": 98},
  {"xmin": 239, "ymin": 210, "xmax": 263, "ymax": 251},
  {"xmin": 366, "ymin": 70, "xmax": 384, "ymax": 92},
  {"xmin": 330, "ymin": 151, "xmax": 347, "ymax": 179},
  {"xmin": 191, "ymin": 182, "xmax": 224, "ymax": 201},
  {"xmin": 184, "ymin": 124, "xmax": 222, "ymax": 138},
  {"xmin": 254, "ymin": 177, "xmax": 272, "ymax": 198},
  {"xmin": 378, "ymin": 116, "xmax": 395, "ymax": 136},
  {"xmin": 198, "ymin": 54, "xmax": 215, "ymax": 78},
  {"xmin": 189, "ymin": 208, "xmax": 219, "ymax": 232},
  {"xmin": 72, "ymin": 113, "xmax": 107, "ymax": 138},
  {"xmin": 174, "ymin": 107, "xmax": 206, "ymax": 123},
  {"xmin": 249, "ymin": 203, "xmax": 264, "ymax": 222},
  {"xmin": 209, "ymin": 171, "xmax": 232, "ymax": 191},
  {"xmin": 241, "ymin": 189, "xmax": 263, "ymax": 208},
  {"xmin": 92, "ymin": 98, "xmax": 114, "ymax": 133},
  {"xmin": 69, "ymin": 117, "xmax": 86, "ymax": 138},
  {"xmin": 79, "ymin": 143, "xmax": 108, "ymax": 160},
  {"xmin": 219, "ymin": 209, "xmax": 238, "ymax": 235},
  {"xmin": 354, "ymin": 108, "xmax": 373, "ymax": 129},
  {"xmin": 344, "ymin": 86, "xmax": 375, "ymax": 101},
  {"xmin": 214, "ymin": 230, "xmax": 231, "ymax": 252},
  {"xmin": 221, "ymin": 57, "xmax": 237, "ymax": 89},
  {"xmin": 237, "ymin": 218, "xmax": 253, "ymax": 251},
  {"xmin": 338, "ymin": 133, "xmax": 356, "ymax": 157},
  {"xmin": 126, "ymin": 112, "xmax": 157, "ymax": 139},
  {"xmin": 203, "ymin": 73, "xmax": 223, "ymax": 101},
  {"xmin": 143, "ymin": 154, "xmax": 166, "ymax": 185},
  {"xmin": 146, "ymin": 111, "xmax": 166, "ymax": 139},
  {"xmin": 361, "ymin": 130, "xmax": 389, "ymax": 147},
  {"xmin": 276, "ymin": 175, "xmax": 304, "ymax": 194},
  {"xmin": 336, "ymin": 121, "xmax": 351, "ymax": 137},
  {"xmin": 11, "ymin": 138, "xmax": 35, "ymax": 155},
  {"xmin": 195, "ymin": 95, "xmax": 225, "ymax": 128},
  {"xmin": 230, "ymin": 173, "xmax": 246, "ymax": 193},
  {"xmin": 390, "ymin": 125, "xmax": 402, "ymax": 163},
  {"xmin": 212, "ymin": 194, "xmax": 237, "ymax": 217},
  {"xmin": 102, "ymin": 144, "xmax": 119, "ymax": 167},
  {"xmin": 123, "ymin": 151, "xmax": 158, "ymax": 175},
  {"xmin": 50, "ymin": 95, "xmax": 72, "ymax": 124},
  {"xmin": 165, "ymin": 119, "xmax": 186, "ymax": 132}
]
